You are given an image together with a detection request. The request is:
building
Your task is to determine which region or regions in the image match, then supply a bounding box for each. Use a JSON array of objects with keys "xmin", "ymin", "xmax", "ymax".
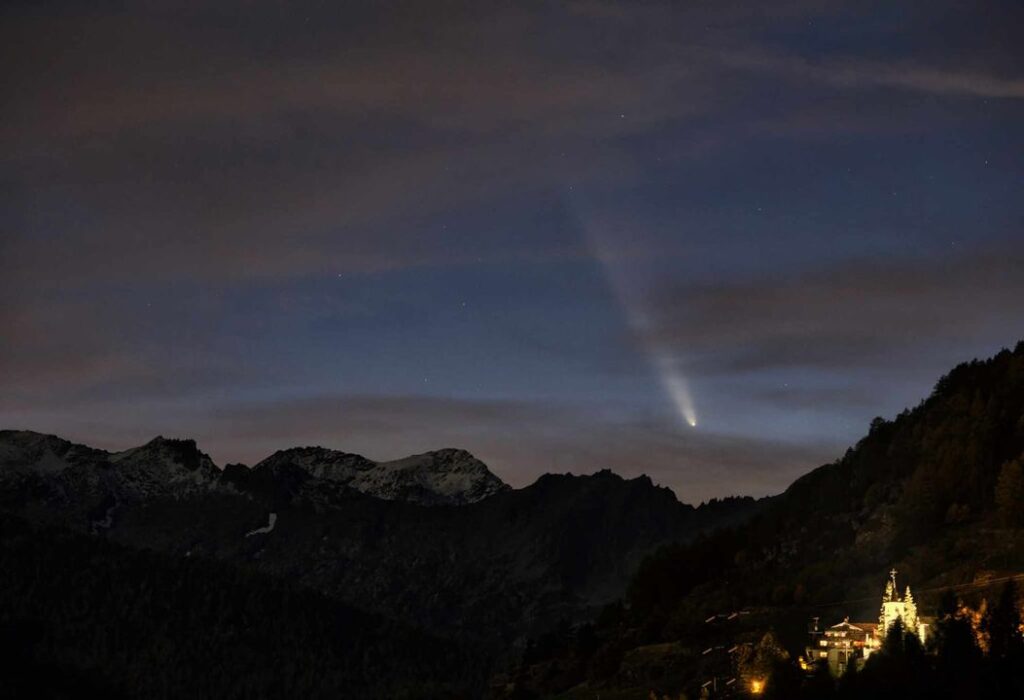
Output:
[
  {"xmin": 805, "ymin": 617, "xmax": 878, "ymax": 676},
  {"xmin": 803, "ymin": 569, "xmax": 930, "ymax": 677},
  {"xmin": 878, "ymin": 568, "xmax": 928, "ymax": 644}
]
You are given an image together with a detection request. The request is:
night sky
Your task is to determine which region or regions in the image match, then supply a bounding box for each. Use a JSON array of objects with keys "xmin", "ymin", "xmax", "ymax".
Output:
[{"xmin": 3, "ymin": 2, "xmax": 1023, "ymax": 502}]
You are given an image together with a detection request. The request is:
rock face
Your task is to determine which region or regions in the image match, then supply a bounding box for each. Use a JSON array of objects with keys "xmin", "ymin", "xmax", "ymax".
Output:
[
  {"xmin": 0, "ymin": 431, "xmax": 218, "ymax": 493},
  {"xmin": 0, "ymin": 432, "xmax": 221, "ymax": 532},
  {"xmin": 0, "ymin": 431, "xmax": 220, "ymax": 513},
  {"xmin": 0, "ymin": 432, "xmax": 506, "ymax": 509},
  {"xmin": 250, "ymin": 446, "xmax": 510, "ymax": 505}
]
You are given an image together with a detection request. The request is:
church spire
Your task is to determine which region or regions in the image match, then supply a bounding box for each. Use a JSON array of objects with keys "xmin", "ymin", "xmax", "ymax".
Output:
[{"xmin": 883, "ymin": 568, "xmax": 898, "ymax": 602}]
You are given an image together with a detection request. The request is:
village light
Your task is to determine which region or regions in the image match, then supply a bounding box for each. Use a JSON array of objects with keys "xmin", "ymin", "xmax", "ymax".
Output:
[{"xmin": 750, "ymin": 678, "xmax": 764, "ymax": 695}]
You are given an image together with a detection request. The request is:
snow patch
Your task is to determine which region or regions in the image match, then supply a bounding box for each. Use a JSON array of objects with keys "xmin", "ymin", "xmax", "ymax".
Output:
[
  {"xmin": 245, "ymin": 512, "xmax": 277, "ymax": 537},
  {"xmin": 91, "ymin": 501, "xmax": 118, "ymax": 533}
]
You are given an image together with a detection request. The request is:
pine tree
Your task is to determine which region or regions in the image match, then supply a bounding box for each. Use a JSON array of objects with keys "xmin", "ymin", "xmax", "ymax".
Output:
[
  {"xmin": 902, "ymin": 585, "xmax": 918, "ymax": 635},
  {"xmin": 984, "ymin": 580, "xmax": 1024, "ymax": 696},
  {"xmin": 883, "ymin": 617, "xmax": 905, "ymax": 657},
  {"xmin": 995, "ymin": 459, "xmax": 1024, "ymax": 527},
  {"xmin": 836, "ymin": 652, "xmax": 860, "ymax": 699},
  {"xmin": 933, "ymin": 593, "xmax": 987, "ymax": 700},
  {"xmin": 805, "ymin": 657, "xmax": 835, "ymax": 697}
]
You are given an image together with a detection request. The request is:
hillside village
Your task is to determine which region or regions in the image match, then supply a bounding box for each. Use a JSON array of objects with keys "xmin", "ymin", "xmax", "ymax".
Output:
[{"xmin": 803, "ymin": 570, "xmax": 931, "ymax": 677}]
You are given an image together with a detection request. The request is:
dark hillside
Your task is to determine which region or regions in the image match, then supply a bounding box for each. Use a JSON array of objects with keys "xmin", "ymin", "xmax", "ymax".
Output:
[
  {"xmin": 504, "ymin": 342, "xmax": 1024, "ymax": 698},
  {"xmin": 631, "ymin": 341, "xmax": 1024, "ymax": 620},
  {"xmin": 0, "ymin": 432, "xmax": 762, "ymax": 678},
  {"xmin": 0, "ymin": 512, "xmax": 484, "ymax": 700}
]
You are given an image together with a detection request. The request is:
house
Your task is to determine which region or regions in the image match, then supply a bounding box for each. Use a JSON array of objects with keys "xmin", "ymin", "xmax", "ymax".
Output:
[{"xmin": 805, "ymin": 617, "xmax": 877, "ymax": 676}]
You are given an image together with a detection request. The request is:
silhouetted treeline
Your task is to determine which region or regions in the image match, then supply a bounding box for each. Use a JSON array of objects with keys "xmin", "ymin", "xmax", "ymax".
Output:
[{"xmin": 0, "ymin": 513, "xmax": 484, "ymax": 699}]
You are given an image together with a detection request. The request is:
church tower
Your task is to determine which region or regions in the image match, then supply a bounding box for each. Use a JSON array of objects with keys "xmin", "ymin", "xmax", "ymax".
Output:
[{"xmin": 877, "ymin": 569, "xmax": 926, "ymax": 643}]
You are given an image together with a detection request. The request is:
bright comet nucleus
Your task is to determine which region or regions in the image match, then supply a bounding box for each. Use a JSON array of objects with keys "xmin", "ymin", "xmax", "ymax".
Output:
[{"xmin": 656, "ymin": 353, "xmax": 698, "ymax": 428}]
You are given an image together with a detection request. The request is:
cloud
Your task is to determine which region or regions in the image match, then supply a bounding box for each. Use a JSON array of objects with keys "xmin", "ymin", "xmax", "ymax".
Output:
[
  {"xmin": 714, "ymin": 48, "xmax": 1024, "ymax": 100},
  {"xmin": 744, "ymin": 384, "xmax": 878, "ymax": 411},
  {"xmin": 870, "ymin": 65, "xmax": 1024, "ymax": 99},
  {"xmin": 644, "ymin": 245, "xmax": 1024, "ymax": 376},
  {"xmin": 4, "ymin": 0, "xmax": 1020, "ymax": 293}
]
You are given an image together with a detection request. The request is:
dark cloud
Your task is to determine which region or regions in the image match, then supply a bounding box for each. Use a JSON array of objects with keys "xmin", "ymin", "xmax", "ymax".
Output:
[
  {"xmin": 646, "ymin": 246, "xmax": 1024, "ymax": 376},
  {"xmin": 713, "ymin": 47, "xmax": 1024, "ymax": 100},
  {"xmin": 5, "ymin": 0, "xmax": 1020, "ymax": 288}
]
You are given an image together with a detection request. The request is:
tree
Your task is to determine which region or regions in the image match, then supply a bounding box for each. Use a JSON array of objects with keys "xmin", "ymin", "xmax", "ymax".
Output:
[
  {"xmin": 995, "ymin": 459, "xmax": 1024, "ymax": 527},
  {"xmin": 930, "ymin": 590, "xmax": 982, "ymax": 670},
  {"xmin": 763, "ymin": 657, "xmax": 803, "ymax": 699},
  {"xmin": 983, "ymin": 580, "xmax": 1024, "ymax": 697},
  {"xmin": 738, "ymin": 632, "xmax": 790, "ymax": 698},
  {"xmin": 883, "ymin": 616, "xmax": 905, "ymax": 657},
  {"xmin": 932, "ymin": 608, "xmax": 996, "ymax": 700},
  {"xmin": 834, "ymin": 654, "xmax": 860, "ymax": 700},
  {"xmin": 803, "ymin": 658, "xmax": 835, "ymax": 698},
  {"xmin": 900, "ymin": 468, "xmax": 944, "ymax": 542},
  {"xmin": 856, "ymin": 616, "xmax": 940, "ymax": 698},
  {"xmin": 984, "ymin": 580, "xmax": 1024, "ymax": 662}
]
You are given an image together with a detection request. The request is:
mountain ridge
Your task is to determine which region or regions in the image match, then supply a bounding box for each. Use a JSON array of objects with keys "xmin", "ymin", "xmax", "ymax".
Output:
[
  {"xmin": 0, "ymin": 429, "xmax": 762, "ymax": 657},
  {"xmin": 0, "ymin": 430, "xmax": 510, "ymax": 507}
]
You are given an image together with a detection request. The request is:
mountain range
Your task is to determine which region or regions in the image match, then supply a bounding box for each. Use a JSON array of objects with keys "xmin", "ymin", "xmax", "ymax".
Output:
[
  {"xmin": 0, "ymin": 433, "xmax": 508, "ymax": 509},
  {"xmin": 0, "ymin": 428, "xmax": 758, "ymax": 681}
]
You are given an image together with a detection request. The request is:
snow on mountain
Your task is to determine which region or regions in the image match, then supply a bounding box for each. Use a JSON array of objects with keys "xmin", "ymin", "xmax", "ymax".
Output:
[
  {"xmin": 0, "ymin": 431, "xmax": 509, "ymax": 509},
  {"xmin": 0, "ymin": 432, "xmax": 221, "ymax": 510},
  {"xmin": 251, "ymin": 446, "xmax": 509, "ymax": 505},
  {"xmin": 109, "ymin": 436, "xmax": 221, "ymax": 498},
  {"xmin": 245, "ymin": 512, "xmax": 277, "ymax": 536},
  {"xmin": 0, "ymin": 431, "xmax": 106, "ymax": 475}
]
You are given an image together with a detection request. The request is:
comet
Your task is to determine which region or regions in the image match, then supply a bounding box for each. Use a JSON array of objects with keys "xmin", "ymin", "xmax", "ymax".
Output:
[
  {"xmin": 577, "ymin": 202, "xmax": 698, "ymax": 430},
  {"xmin": 657, "ymin": 353, "xmax": 698, "ymax": 427}
]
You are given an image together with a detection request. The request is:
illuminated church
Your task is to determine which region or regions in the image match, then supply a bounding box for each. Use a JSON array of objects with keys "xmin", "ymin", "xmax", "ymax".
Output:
[
  {"xmin": 804, "ymin": 569, "xmax": 930, "ymax": 676},
  {"xmin": 877, "ymin": 568, "xmax": 928, "ymax": 644}
]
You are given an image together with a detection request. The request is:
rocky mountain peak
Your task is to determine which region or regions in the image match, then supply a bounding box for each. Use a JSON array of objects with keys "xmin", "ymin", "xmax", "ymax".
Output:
[
  {"xmin": 107, "ymin": 436, "xmax": 220, "ymax": 497},
  {"xmin": 1, "ymin": 432, "xmax": 512, "ymax": 507},
  {"xmin": 116, "ymin": 436, "xmax": 209, "ymax": 471},
  {"xmin": 370, "ymin": 449, "xmax": 510, "ymax": 505},
  {"xmin": 247, "ymin": 444, "xmax": 509, "ymax": 506},
  {"xmin": 0, "ymin": 430, "xmax": 106, "ymax": 475},
  {"xmin": 256, "ymin": 446, "xmax": 376, "ymax": 478}
]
